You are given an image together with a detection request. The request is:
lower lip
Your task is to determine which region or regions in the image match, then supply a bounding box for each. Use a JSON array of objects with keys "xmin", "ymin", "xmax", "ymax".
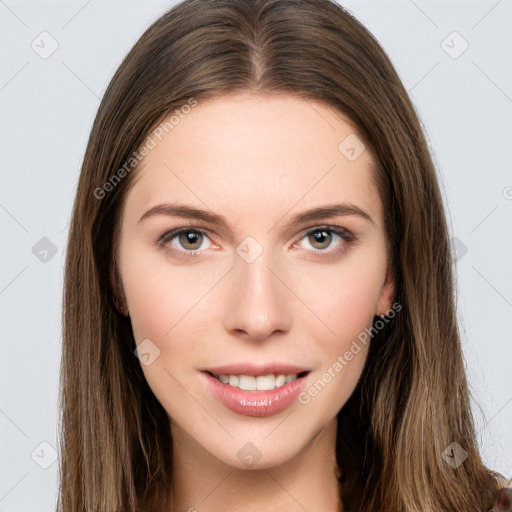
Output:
[{"xmin": 201, "ymin": 371, "xmax": 309, "ymax": 418}]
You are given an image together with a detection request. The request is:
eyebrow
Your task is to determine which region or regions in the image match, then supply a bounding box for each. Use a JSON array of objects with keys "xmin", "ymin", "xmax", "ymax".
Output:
[{"xmin": 138, "ymin": 201, "xmax": 374, "ymax": 230}]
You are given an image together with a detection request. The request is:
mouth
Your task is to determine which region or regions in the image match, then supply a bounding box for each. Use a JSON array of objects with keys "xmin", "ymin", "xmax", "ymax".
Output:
[
  {"xmin": 204, "ymin": 370, "xmax": 310, "ymax": 391},
  {"xmin": 201, "ymin": 365, "xmax": 312, "ymax": 417}
]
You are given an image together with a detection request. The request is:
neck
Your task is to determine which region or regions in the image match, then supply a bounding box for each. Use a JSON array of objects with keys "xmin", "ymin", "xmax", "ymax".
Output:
[{"xmin": 165, "ymin": 417, "xmax": 342, "ymax": 512}]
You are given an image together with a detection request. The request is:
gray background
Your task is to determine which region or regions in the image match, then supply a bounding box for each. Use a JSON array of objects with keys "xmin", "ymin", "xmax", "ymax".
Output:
[{"xmin": 1, "ymin": 0, "xmax": 511, "ymax": 510}]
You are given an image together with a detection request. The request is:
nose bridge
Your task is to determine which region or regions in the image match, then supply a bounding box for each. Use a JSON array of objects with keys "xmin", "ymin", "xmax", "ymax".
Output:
[{"xmin": 222, "ymin": 238, "xmax": 292, "ymax": 340}]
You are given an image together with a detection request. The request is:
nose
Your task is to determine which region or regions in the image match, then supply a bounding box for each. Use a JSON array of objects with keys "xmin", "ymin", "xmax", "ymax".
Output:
[{"xmin": 221, "ymin": 250, "xmax": 293, "ymax": 342}]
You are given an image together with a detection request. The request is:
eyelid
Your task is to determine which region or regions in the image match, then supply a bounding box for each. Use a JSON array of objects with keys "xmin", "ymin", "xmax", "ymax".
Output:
[
  {"xmin": 157, "ymin": 225, "xmax": 212, "ymax": 244},
  {"xmin": 294, "ymin": 223, "xmax": 354, "ymax": 242},
  {"xmin": 157, "ymin": 222, "xmax": 356, "ymax": 256},
  {"xmin": 158, "ymin": 224, "xmax": 352, "ymax": 244},
  {"xmin": 291, "ymin": 224, "xmax": 355, "ymax": 256}
]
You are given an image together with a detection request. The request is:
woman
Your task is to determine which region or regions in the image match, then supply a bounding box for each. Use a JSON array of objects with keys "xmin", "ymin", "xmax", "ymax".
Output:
[{"xmin": 58, "ymin": 0, "xmax": 509, "ymax": 510}]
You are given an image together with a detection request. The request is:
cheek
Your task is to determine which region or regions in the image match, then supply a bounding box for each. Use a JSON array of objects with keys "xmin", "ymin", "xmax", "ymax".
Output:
[
  {"xmin": 120, "ymin": 253, "xmax": 217, "ymax": 419},
  {"xmin": 292, "ymin": 249, "xmax": 387, "ymax": 350},
  {"xmin": 121, "ymin": 258, "xmax": 170, "ymax": 343},
  {"xmin": 296, "ymin": 268, "xmax": 376, "ymax": 417},
  {"xmin": 120, "ymin": 243, "xmax": 226, "ymax": 340},
  {"xmin": 299, "ymin": 344, "xmax": 369, "ymax": 418},
  {"xmin": 119, "ymin": 248, "xmax": 231, "ymax": 391}
]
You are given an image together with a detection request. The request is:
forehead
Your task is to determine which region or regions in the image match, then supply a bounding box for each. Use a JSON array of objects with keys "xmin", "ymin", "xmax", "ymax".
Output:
[{"xmin": 124, "ymin": 92, "xmax": 382, "ymax": 228}]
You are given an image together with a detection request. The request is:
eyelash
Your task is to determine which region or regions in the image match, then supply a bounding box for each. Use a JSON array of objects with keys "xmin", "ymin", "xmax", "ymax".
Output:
[{"xmin": 157, "ymin": 224, "xmax": 356, "ymax": 260}]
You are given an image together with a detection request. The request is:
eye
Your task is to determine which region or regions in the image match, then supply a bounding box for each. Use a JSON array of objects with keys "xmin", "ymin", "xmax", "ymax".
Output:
[
  {"xmin": 294, "ymin": 226, "xmax": 354, "ymax": 253},
  {"xmin": 157, "ymin": 224, "xmax": 355, "ymax": 258},
  {"xmin": 159, "ymin": 228, "xmax": 214, "ymax": 253}
]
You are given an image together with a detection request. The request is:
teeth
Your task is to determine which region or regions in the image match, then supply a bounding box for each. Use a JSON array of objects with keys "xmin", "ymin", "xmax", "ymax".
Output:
[
  {"xmin": 239, "ymin": 375, "xmax": 257, "ymax": 390},
  {"xmin": 213, "ymin": 373, "xmax": 301, "ymax": 390},
  {"xmin": 275, "ymin": 374, "xmax": 286, "ymax": 387}
]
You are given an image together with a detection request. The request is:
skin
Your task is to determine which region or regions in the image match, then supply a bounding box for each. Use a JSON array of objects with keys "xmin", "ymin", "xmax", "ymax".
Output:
[{"xmin": 115, "ymin": 92, "xmax": 394, "ymax": 512}]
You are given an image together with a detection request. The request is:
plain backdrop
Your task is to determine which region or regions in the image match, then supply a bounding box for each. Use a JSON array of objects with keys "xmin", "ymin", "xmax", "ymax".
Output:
[{"xmin": 0, "ymin": 1, "xmax": 511, "ymax": 510}]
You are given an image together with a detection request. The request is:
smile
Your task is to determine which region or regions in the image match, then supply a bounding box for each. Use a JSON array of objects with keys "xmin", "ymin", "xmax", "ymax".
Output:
[
  {"xmin": 208, "ymin": 371, "xmax": 308, "ymax": 391},
  {"xmin": 201, "ymin": 368, "xmax": 311, "ymax": 417}
]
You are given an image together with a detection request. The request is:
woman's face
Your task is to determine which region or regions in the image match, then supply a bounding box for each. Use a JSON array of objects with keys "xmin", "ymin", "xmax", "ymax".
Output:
[{"xmin": 116, "ymin": 92, "xmax": 393, "ymax": 469}]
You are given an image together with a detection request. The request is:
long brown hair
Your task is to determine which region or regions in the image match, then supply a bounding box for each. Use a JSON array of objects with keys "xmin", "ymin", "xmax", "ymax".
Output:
[{"xmin": 58, "ymin": 0, "xmax": 507, "ymax": 510}]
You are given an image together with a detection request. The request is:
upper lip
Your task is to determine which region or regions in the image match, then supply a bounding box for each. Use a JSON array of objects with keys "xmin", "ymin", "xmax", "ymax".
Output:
[{"xmin": 202, "ymin": 362, "xmax": 312, "ymax": 377}]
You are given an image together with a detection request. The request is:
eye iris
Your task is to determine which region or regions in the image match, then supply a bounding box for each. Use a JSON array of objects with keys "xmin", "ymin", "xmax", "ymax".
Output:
[
  {"xmin": 309, "ymin": 229, "xmax": 332, "ymax": 249},
  {"xmin": 179, "ymin": 230, "xmax": 202, "ymax": 250}
]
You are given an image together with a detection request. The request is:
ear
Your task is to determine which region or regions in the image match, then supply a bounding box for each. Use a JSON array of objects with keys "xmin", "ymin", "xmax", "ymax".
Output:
[
  {"xmin": 376, "ymin": 264, "xmax": 395, "ymax": 316},
  {"xmin": 110, "ymin": 257, "xmax": 129, "ymax": 316}
]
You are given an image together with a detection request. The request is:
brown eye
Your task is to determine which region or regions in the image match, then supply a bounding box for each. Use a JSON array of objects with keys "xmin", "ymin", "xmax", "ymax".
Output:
[
  {"xmin": 294, "ymin": 226, "xmax": 355, "ymax": 257},
  {"xmin": 308, "ymin": 229, "xmax": 332, "ymax": 250},
  {"xmin": 159, "ymin": 228, "xmax": 213, "ymax": 253},
  {"xmin": 178, "ymin": 230, "xmax": 204, "ymax": 250}
]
